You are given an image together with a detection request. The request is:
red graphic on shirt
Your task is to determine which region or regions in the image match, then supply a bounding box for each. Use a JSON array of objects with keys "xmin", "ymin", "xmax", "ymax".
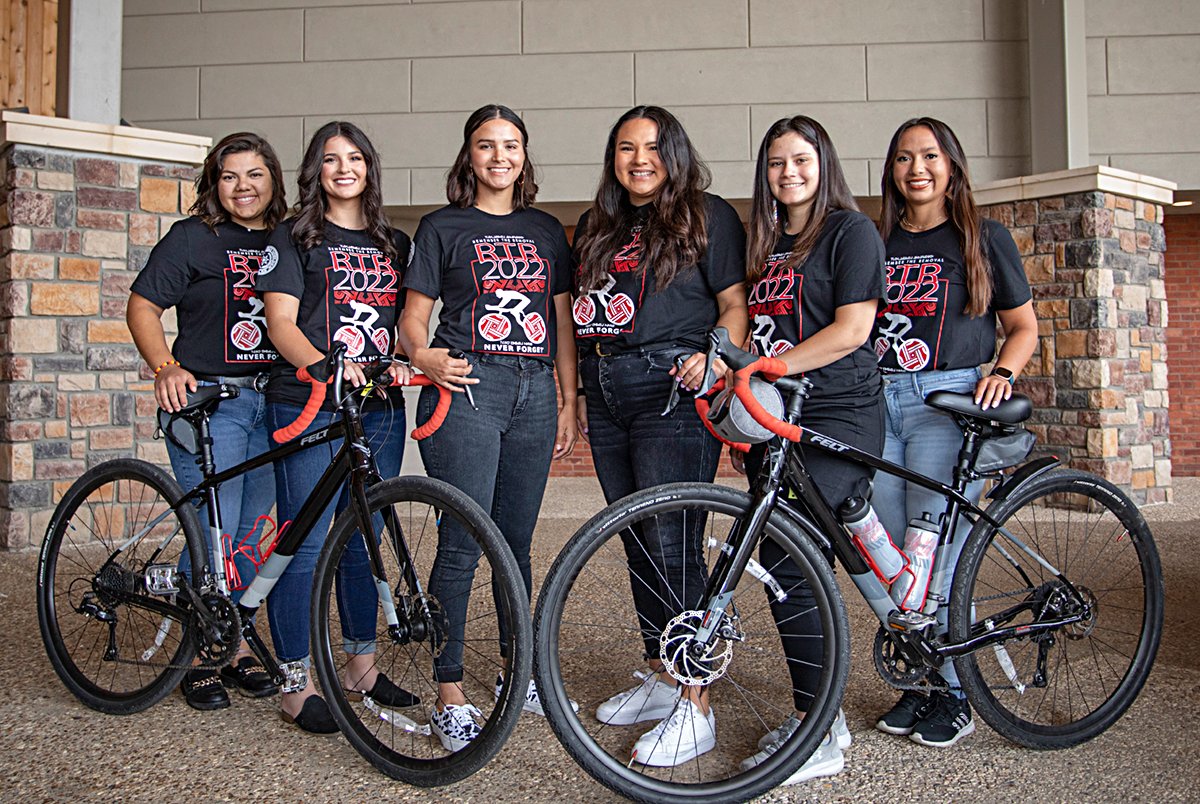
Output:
[
  {"xmin": 748, "ymin": 253, "xmax": 801, "ymax": 356},
  {"xmin": 324, "ymin": 246, "xmax": 398, "ymax": 360},
  {"xmin": 469, "ymin": 235, "xmax": 552, "ymax": 356},
  {"xmin": 574, "ymin": 229, "xmax": 646, "ymax": 338},
  {"xmin": 876, "ymin": 258, "xmax": 946, "ymax": 371},
  {"xmin": 224, "ymin": 250, "xmax": 275, "ymax": 363}
]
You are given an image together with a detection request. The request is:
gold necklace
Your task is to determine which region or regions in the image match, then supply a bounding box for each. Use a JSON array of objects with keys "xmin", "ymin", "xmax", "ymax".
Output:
[{"xmin": 899, "ymin": 214, "xmax": 948, "ymax": 232}]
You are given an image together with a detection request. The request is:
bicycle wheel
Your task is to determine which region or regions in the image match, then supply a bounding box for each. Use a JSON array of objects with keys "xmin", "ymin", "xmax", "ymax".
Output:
[
  {"xmin": 948, "ymin": 469, "xmax": 1163, "ymax": 748},
  {"xmin": 534, "ymin": 483, "xmax": 848, "ymax": 804},
  {"xmin": 37, "ymin": 459, "xmax": 205, "ymax": 714},
  {"xmin": 311, "ymin": 476, "xmax": 531, "ymax": 786}
]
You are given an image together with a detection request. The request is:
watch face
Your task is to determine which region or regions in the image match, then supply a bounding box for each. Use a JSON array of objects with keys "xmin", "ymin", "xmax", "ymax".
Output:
[{"xmin": 992, "ymin": 367, "xmax": 1014, "ymax": 382}]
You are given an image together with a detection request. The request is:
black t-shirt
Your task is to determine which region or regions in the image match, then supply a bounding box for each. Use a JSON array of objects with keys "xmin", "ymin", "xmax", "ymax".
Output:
[
  {"xmin": 875, "ymin": 218, "xmax": 1031, "ymax": 372},
  {"xmin": 572, "ymin": 193, "xmax": 746, "ymax": 352},
  {"xmin": 748, "ymin": 209, "xmax": 885, "ymax": 397},
  {"xmin": 131, "ymin": 217, "xmax": 278, "ymax": 376},
  {"xmin": 403, "ymin": 205, "xmax": 572, "ymax": 363},
  {"xmin": 255, "ymin": 219, "xmax": 411, "ymax": 406}
]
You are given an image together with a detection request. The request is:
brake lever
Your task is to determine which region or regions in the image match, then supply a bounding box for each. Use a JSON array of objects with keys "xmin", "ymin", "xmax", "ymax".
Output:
[
  {"xmin": 447, "ymin": 349, "xmax": 478, "ymax": 410},
  {"xmin": 661, "ymin": 355, "xmax": 687, "ymax": 416},
  {"xmin": 694, "ymin": 329, "xmax": 723, "ymax": 398}
]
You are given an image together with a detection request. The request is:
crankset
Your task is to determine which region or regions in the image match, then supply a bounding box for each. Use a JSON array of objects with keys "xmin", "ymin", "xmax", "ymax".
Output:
[
  {"xmin": 192, "ymin": 592, "xmax": 242, "ymax": 666},
  {"xmin": 873, "ymin": 625, "xmax": 936, "ymax": 690}
]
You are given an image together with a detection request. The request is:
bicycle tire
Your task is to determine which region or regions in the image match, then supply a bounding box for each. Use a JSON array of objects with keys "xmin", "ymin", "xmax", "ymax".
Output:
[
  {"xmin": 37, "ymin": 459, "xmax": 205, "ymax": 714},
  {"xmin": 534, "ymin": 483, "xmax": 848, "ymax": 804},
  {"xmin": 311, "ymin": 476, "xmax": 531, "ymax": 786},
  {"xmin": 948, "ymin": 469, "xmax": 1163, "ymax": 748}
]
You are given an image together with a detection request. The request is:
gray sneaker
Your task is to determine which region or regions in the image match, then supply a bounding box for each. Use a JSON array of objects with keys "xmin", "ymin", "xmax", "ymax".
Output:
[
  {"xmin": 741, "ymin": 730, "xmax": 845, "ymax": 785},
  {"xmin": 757, "ymin": 709, "xmax": 851, "ymax": 752}
]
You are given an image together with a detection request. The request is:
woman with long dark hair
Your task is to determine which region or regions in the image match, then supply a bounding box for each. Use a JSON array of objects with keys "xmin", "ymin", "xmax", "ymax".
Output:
[
  {"xmin": 398, "ymin": 104, "xmax": 577, "ymax": 752},
  {"xmin": 871, "ymin": 117, "xmax": 1036, "ymax": 748},
  {"xmin": 736, "ymin": 115, "xmax": 886, "ymax": 784},
  {"xmin": 255, "ymin": 121, "xmax": 416, "ymax": 733},
  {"xmin": 128, "ymin": 132, "xmax": 287, "ymax": 711},
  {"xmin": 573, "ymin": 105, "xmax": 748, "ymax": 767}
]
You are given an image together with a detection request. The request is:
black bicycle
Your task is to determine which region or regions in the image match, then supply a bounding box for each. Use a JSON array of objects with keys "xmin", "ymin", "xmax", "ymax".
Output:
[
  {"xmin": 533, "ymin": 328, "xmax": 1163, "ymax": 803},
  {"xmin": 36, "ymin": 344, "xmax": 532, "ymax": 786}
]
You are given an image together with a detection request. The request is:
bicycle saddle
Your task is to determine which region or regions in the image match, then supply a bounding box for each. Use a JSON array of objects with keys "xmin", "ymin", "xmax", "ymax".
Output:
[
  {"xmin": 157, "ymin": 385, "xmax": 240, "ymax": 454},
  {"xmin": 924, "ymin": 390, "xmax": 1031, "ymax": 425}
]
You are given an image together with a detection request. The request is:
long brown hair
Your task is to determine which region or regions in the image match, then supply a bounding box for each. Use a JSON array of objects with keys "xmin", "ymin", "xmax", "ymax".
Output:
[
  {"xmin": 879, "ymin": 117, "xmax": 992, "ymax": 316},
  {"xmin": 191, "ymin": 132, "xmax": 287, "ymax": 231},
  {"xmin": 575, "ymin": 106, "xmax": 710, "ymax": 292},
  {"xmin": 746, "ymin": 116, "xmax": 858, "ymax": 281},
  {"xmin": 291, "ymin": 121, "xmax": 396, "ymax": 261},
  {"xmin": 446, "ymin": 104, "xmax": 538, "ymax": 211}
]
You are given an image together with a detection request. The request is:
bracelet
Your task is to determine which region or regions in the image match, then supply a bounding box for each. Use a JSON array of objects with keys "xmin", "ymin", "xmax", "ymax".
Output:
[
  {"xmin": 154, "ymin": 359, "xmax": 180, "ymax": 375},
  {"xmin": 576, "ymin": 387, "xmax": 586, "ymax": 398}
]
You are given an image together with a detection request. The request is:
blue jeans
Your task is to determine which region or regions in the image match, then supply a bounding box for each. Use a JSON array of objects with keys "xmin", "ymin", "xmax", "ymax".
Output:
[
  {"xmin": 581, "ymin": 348, "xmax": 722, "ymax": 660},
  {"xmin": 418, "ymin": 355, "xmax": 558, "ymax": 683},
  {"xmin": 874, "ymin": 367, "xmax": 983, "ymax": 694},
  {"xmin": 264, "ymin": 401, "xmax": 405, "ymax": 665},
  {"xmin": 166, "ymin": 383, "xmax": 274, "ymax": 605}
]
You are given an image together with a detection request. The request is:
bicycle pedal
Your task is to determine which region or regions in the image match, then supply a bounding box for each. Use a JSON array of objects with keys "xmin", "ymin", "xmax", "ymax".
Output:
[
  {"xmin": 887, "ymin": 609, "xmax": 938, "ymax": 632},
  {"xmin": 143, "ymin": 564, "xmax": 180, "ymax": 595}
]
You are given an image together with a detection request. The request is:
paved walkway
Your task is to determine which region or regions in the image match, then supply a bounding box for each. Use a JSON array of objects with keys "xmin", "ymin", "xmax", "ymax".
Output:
[{"xmin": 1, "ymin": 476, "xmax": 1196, "ymax": 802}]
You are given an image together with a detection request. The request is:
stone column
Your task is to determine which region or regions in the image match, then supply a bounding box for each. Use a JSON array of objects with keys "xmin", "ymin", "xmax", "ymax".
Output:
[
  {"xmin": 977, "ymin": 165, "xmax": 1175, "ymax": 504},
  {"xmin": 0, "ymin": 111, "xmax": 208, "ymax": 548}
]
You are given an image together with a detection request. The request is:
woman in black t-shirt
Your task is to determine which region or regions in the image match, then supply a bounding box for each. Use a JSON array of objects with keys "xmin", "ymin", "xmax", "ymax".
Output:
[
  {"xmin": 573, "ymin": 106, "xmax": 748, "ymax": 767},
  {"xmin": 255, "ymin": 121, "xmax": 415, "ymax": 733},
  {"xmin": 398, "ymin": 104, "xmax": 578, "ymax": 752},
  {"xmin": 737, "ymin": 116, "xmax": 885, "ymax": 783},
  {"xmin": 871, "ymin": 118, "xmax": 1037, "ymax": 748},
  {"xmin": 128, "ymin": 132, "xmax": 288, "ymax": 711}
]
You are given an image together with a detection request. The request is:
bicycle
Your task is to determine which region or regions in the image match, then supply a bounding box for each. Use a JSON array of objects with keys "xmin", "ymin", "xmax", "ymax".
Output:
[
  {"xmin": 533, "ymin": 327, "xmax": 1163, "ymax": 803},
  {"xmin": 36, "ymin": 344, "xmax": 532, "ymax": 787}
]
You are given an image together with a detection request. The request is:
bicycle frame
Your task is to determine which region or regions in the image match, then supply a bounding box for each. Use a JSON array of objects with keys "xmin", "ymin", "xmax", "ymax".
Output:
[{"xmin": 693, "ymin": 383, "xmax": 1085, "ymax": 673}]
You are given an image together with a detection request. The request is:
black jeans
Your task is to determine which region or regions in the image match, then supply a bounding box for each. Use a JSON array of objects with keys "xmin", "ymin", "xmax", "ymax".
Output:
[
  {"xmin": 581, "ymin": 348, "xmax": 723, "ymax": 660},
  {"xmin": 746, "ymin": 385, "xmax": 884, "ymax": 712},
  {"xmin": 418, "ymin": 354, "xmax": 557, "ymax": 683}
]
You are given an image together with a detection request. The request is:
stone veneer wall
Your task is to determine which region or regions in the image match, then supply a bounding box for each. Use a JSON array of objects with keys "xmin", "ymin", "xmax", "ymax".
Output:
[
  {"xmin": 0, "ymin": 143, "xmax": 197, "ymax": 548},
  {"xmin": 982, "ymin": 191, "xmax": 1170, "ymax": 504}
]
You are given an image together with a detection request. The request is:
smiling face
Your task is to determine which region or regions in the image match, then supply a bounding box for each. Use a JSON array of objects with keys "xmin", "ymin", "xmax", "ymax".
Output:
[
  {"xmin": 613, "ymin": 117, "xmax": 666, "ymax": 206},
  {"xmin": 319, "ymin": 135, "xmax": 368, "ymax": 203},
  {"xmin": 891, "ymin": 125, "xmax": 951, "ymax": 212},
  {"xmin": 766, "ymin": 132, "xmax": 820, "ymax": 227},
  {"xmin": 216, "ymin": 150, "xmax": 273, "ymax": 229},
  {"xmin": 469, "ymin": 117, "xmax": 526, "ymax": 200}
]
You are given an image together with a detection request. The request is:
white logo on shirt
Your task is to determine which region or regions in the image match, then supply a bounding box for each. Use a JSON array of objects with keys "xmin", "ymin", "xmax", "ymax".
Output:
[{"xmin": 258, "ymin": 245, "xmax": 279, "ymax": 276}]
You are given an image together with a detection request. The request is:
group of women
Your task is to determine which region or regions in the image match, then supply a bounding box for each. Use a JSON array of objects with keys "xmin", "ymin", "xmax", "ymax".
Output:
[{"xmin": 127, "ymin": 103, "xmax": 1036, "ymax": 781}]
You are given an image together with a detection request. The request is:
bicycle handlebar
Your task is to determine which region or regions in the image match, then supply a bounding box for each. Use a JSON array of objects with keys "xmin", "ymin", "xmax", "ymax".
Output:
[{"xmin": 271, "ymin": 345, "xmax": 453, "ymax": 444}]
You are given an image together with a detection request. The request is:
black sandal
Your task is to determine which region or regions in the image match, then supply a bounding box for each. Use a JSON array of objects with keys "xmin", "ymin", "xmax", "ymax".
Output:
[
  {"xmin": 220, "ymin": 656, "xmax": 278, "ymax": 698},
  {"xmin": 344, "ymin": 672, "xmax": 420, "ymax": 708},
  {"xmin": 280, "ymin": 695, "xmax": 338, "ymax": 734},
  {"xmin": 181, "ymin": 668, "xmax": 231, "ymax": 711}
]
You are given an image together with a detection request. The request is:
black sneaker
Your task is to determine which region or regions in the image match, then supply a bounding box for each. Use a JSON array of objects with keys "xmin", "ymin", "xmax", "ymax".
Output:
[
  {"xmin": 181, "ymin": 668, "xmax": 231, "ymax": 711},
  {"xmin": 875, "ymin": 690, "xmax": 932, "ymax": 736},
  {"xmin": 909, "ymin": 692, "xmax": 975, "ymax": 747}
]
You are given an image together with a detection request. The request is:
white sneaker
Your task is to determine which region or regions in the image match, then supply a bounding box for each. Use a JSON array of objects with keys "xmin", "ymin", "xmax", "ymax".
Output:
[
  {"xmin": 494, "ymin": 675, "xmax": 579, "ymax": 717},
  {"xmin": 757, "ymin": 709, "xmax": 851, "ymax": 752},
  {"xmin": 631, "ymin": 700, "xmax": 716, "ymax": 767},
  {"xmin": 430, "ymin": 703, "xmax": 482, "ymax": 752},
  {"xmin": 596, "ymin": 670, "xmax": 681, "ymax": 725},
  {"xmin": 741, "ymin": 730, "xmax": 844, "ymax": 785}
]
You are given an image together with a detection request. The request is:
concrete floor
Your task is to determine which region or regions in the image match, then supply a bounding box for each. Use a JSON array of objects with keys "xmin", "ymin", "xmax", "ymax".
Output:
[{"xmin": 2, "ymin": 475, "xmax": 1197, "ymax": 803}]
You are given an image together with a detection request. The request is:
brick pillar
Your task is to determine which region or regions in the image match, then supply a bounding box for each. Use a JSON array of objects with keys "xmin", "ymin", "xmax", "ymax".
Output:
[
  {"xmin": 981, "ymin": 180, "xmax": 1171, "ymax": 504},
  {"xmin": 1163, "ymin": 213, "xmax": 1200, "ymax": 476},
  {"xmin": 0, "ymin": 115, "xmax": 207, "ymax": 549}
]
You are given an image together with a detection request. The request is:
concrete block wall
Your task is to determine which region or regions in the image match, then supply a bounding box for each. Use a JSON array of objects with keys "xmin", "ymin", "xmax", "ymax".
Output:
[
  {"xmin": 1086, "ymin": 0, "xmax": 1200, "ymax": 189},
  {"xmin": 122, "ymin": 0, "xmax": 1033, "ymax": 206}
]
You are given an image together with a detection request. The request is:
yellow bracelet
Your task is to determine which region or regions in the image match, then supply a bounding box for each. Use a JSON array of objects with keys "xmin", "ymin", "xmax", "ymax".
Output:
[{"xmin": 154, "ymin": 359, "xmax": 180, "ymax": 375}]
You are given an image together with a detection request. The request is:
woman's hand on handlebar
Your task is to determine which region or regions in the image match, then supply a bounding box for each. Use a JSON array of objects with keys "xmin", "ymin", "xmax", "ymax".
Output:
[
  {"xmin": 410, "ymin": 347, "xmax": 478, "ymax": 393},
  {"xmin": 155, "ymin": 364, "xmax": 197, "ymax": 413},
  {"xmin": 387, "ymin": 359, "xmax": 415, "ymax": 388}
]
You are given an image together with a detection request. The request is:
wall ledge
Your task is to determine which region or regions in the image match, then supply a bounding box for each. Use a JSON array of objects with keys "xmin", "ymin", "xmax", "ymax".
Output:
[
  {"xmin": 0, "ymin": 112, "xmax": 211, "ymax": 165},
  {"xmin": 976, "ymin": 164, "xmax": 1176, "ymax": 207}
]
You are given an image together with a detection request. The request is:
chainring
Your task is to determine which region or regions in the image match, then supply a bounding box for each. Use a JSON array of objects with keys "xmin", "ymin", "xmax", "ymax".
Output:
[
  {"xmin": 873, "ymin": 625, "xmax": 933, "ymax": 690},
  {"xmin": 193, "ymin": 593, "xmax": 241, "ymax": 666}
]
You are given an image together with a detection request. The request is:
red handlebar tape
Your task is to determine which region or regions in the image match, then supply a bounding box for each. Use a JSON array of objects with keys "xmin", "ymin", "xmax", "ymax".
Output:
[
  {"xmin": 271, "ymin": 367, "xmax": 453, "ymax": 444},
  {"xmin": 731, "ymin": 358, "xmax": 802, "ymax": 442}
]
